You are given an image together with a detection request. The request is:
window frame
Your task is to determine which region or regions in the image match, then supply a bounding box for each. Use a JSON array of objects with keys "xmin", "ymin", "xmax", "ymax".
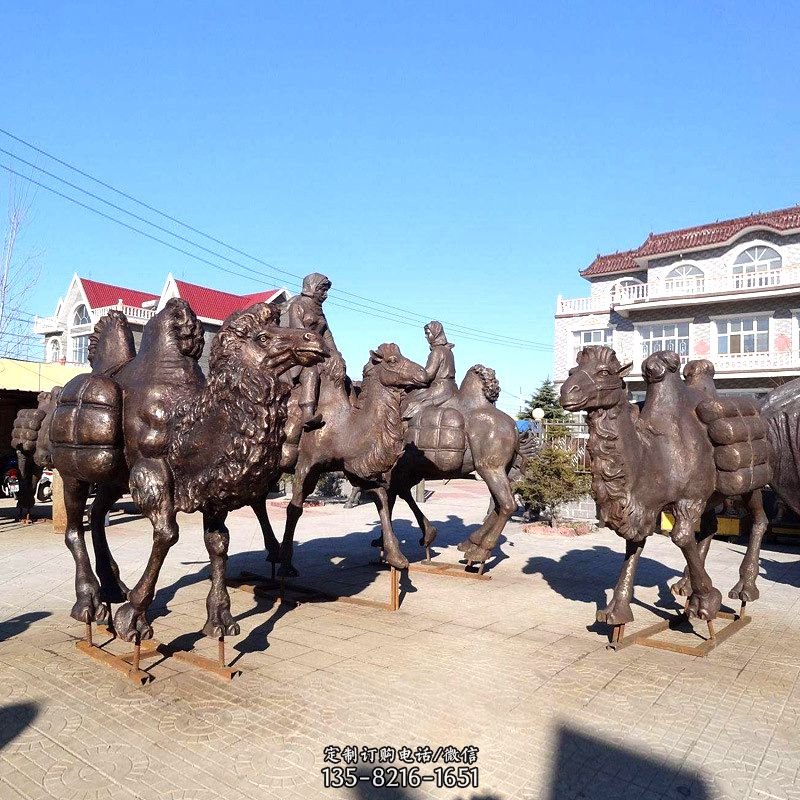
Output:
[
  {"xmin": 713, "ymin": 313, "xmax": 771, "ymax": 357},
  {"xmin": 635, "ymin": 319, "xmax": 692, "ymax": 364}
]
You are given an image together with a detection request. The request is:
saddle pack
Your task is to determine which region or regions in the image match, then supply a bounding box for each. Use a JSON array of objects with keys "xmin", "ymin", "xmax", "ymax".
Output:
[
  {"xmin": 410, "ymin": 406, "xmax": 466, "ymax": 473},
  {"xmin": 696, "ymin": 397, "xmax": 772, "ymax": 496},
  {"xmin": 50, "ymin": 374, "xmax": 125, "ymax": 483}
]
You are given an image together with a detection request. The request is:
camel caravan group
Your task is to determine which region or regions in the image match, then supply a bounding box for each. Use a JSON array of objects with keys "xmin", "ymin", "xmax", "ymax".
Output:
[
  {"xmin": 10, "ymin": 270, "xmax": 800, "ymax": 650},
  {"xmin": 11, "ymin": 273, "xmax": 532, "ymax": 645}
]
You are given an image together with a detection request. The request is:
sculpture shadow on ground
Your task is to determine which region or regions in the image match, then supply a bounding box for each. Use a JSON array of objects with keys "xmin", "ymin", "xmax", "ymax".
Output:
[
  {"xmin": 523, "ymin": 544, "xmax": 684, "ymax": 630},
  {"xmin": 747, "ymin": 540, "xmax": 800, "ymax": 589},
  {"xmin": 0, "ymin": 611, "xmax": 51, "ymax": 643},
  {"xmin": 547, "ymin": 722, "xmax": 709, "ymax": 800},
  {"xmin": 0, "ymin": 701, "xmax": 40, "ymax": 753},
  {"xmin": 388, "ymin": 514, "xmax": 510, "ymax": 571}
]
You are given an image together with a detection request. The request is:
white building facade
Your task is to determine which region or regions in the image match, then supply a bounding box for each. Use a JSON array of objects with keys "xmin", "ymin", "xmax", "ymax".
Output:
[{"xmin": 554, "ymin": 205, "xmax": 800, "ymax": 400}]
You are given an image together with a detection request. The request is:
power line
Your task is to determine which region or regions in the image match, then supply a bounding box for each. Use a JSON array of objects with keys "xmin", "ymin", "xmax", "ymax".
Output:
[
  {"xmin": 0, "ymin": 162, "xmax": 551, "ymax": 352},
  {"xmin": 0, "ymin": 127, "xmax": 551, "ymax": 350}
]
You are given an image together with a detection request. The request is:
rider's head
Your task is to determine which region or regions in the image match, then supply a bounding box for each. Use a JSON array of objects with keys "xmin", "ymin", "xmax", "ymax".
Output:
[
  {"xmin": 424, "ymin": 320, "xmax": 447, "ymax": 346},
  {"xmin": 302, "ymin": 273, "xmax": 332, "ymax": 303}
]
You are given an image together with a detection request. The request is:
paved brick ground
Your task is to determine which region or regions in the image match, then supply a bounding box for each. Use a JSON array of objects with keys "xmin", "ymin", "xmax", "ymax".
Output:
[{"xmin": 1, "ymin": 480, "xmax": 799, "ymax": 799}]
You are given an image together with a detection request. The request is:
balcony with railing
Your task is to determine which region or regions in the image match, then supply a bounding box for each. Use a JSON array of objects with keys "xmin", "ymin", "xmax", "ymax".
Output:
[
  {"xmin": 33, "ymin": 303, "xmax": 157, "ymax": 335},
  {"xmin": 556, "ymin": 263, "xmax": 800, "ymax": 315},
  {"xmin": 612, "ymin": 348, "xmax": 800, "ymax": 377}
]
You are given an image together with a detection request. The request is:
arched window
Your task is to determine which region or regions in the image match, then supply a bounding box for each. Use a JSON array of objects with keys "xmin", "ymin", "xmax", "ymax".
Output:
[
  {"xmin": 72, "ymin": 304, "xmax": 91, "ymax": 326},
  {"xmin": 48, "ymin": 339, "xmax": 61, "ymax": 363},
  {"xmin": 732, "ymin": 246, "xmax": 782, "ymax": 288},
  {"xmin": 664, "ymin": 264, "xmax": 704, "ymax": 294}
]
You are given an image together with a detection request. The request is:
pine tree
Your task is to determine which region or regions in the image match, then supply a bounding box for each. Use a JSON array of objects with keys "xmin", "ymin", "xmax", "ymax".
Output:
[
  {"xmin": 515, "ymin": 445, "xmax": 590, "ymax": 524},
  {"xmin": 517, "ymin": 378, "xmax": 569, "ymax": 422}
]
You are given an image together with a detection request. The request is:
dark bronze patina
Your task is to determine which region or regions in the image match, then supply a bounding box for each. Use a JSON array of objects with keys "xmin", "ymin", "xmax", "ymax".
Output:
[
  {"xmin": 35, "ymin": 300, "xmax": 325, "ymax": 642},
  {"xmin": 560, "ymin": 346, "xmax": 770, "ymax": 628},
  {"xmin": 252, "ymin": 339, "xmax": 429, "ymax": 574}
]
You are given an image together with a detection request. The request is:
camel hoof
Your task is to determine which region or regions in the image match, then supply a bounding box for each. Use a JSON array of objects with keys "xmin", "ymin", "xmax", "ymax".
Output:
[
  {"xmin": 277, "ymin": 563, "xmax": 299, "ymax": 578},
  {"xmin": 686, "ymin": 588, "xmax": 723, "ymax": 621},
  {"xmin": 383, "ymin": 550, "xmax": 409, "ymax": 570},
  {"xmin": 71, "ymin": 594, "xmax": 108, "ymax": 624},
  {"xmin": 457, "ymin": 538, "xmax": 475, "ymax": 552},
  {"xmin": 113, "ymin": 603, "xmax": 154, "ymax": 642},
  {"xmin": 728, "ymin": 581, "xmax": 759, "ymax": 602},
  {"xmin": 202, "ymin": 609, "xmax": 240, "ymax": 638},
  {"xmin": 464, "ymin": 544, "xmax": 490, "ymax": 563},
  {"xmin": 670, "ymin": 576, "xmax": 692, "ymax": 597},
  {"xmin": 419, "ymin": 526, "xmax": 438, "ymax": 548},
  {"xmin": 596, "ymin": 603, "xmax": 634, "ymax": 625}
]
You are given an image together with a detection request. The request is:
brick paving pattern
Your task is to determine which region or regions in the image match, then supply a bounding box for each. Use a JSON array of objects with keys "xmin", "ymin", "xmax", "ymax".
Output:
[{"xmin": 1, "ymin": 479, "xmax": 799, "ymax": 799}]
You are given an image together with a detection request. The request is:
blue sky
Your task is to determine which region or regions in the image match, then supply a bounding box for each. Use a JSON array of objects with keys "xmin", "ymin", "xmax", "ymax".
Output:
[{"xmin": 2, "ymin": 2, "xmax": 798, "ymax": 415}]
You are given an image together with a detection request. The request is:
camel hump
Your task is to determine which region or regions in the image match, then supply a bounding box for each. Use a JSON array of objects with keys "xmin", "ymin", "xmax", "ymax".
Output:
[
  {"xmin": 697, "ymin": 396, "xmax": 772, "ymax": 494},
  {"xmin": 412, "ymin": 407, "xmax": 466, "ymax": 472},
  {"xmin": 50, "ymin": 374, "xmax": 125, "ymax": 482}
]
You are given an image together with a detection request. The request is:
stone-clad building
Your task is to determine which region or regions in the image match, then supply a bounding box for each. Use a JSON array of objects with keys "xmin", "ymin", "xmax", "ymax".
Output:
[
  {"xmin": 554, "ymin": 204, "xmax": 800, "ymax": 401},
  {"xmin": 34, "ymin": 273, "xmax": 288, "ymax": 374}
]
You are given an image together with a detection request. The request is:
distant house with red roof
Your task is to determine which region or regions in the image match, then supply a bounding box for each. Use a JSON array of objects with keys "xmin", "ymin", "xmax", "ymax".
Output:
[
  {"xmin": 34, "ymin": 273, "xmax": 288, "ymax": 372},
  {"xmin": 554, "ymin": 204, "xmax": 800, "ymax": 399}
]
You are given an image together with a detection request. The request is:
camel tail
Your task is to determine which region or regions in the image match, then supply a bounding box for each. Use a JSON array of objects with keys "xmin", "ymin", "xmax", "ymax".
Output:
[{"xmin": 508, "ymin": 427, "xmax": 539, "ymax": 483}]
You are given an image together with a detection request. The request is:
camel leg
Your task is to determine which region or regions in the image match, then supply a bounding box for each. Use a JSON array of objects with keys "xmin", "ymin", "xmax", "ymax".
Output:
[
  {"xmin": 371, "ymin": 487, "xmax": 409, "ymax": 569},
  {"xmin": 672, "ymin": 500, "xmax": 722, "ymax": 621},
  {"xmin": 729, "ymin": 489, "xmax": 767, "ymax": 603},
  {"xmin": 596, "ymin": 538, "xmax": 645, "ymax": 625},
  {"xmin": 278, "ymin": 462, "xmax": 321, "ymax": 578},
  {"xmin": 251, "ymin": 496, "xmax": 280, "ymax": 565},
  {"xmin": 464, "ymin": 468, "xmax": 516, "ymax": 562},
  {"xmin": 398, "ymin": 487, "xmax": 438, "ymax": 547},
  {"xmin": 90, "ymin": 482, "xmax": 129, "ymax": 604},
  {"xmin": 63, "ymin": 476, "xmax": 108, "ymax": 624},
  {"xmin": 202, "ymin": 513, "xmax": 240, "ymax": 638},
  {"xmin": 114, "ymin": 459, "xmax": 177, "ymax": 642},
  {"xmin": 671, "ymin": 504, "xmax": 717, "ymax": 597}
]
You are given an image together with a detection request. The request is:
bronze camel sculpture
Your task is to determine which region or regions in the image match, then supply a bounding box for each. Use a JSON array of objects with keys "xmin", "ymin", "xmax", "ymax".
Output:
[
  {"xmin": 560, "ymin": 346, "xmax": 770, "ymax": 626},
  {"xmin": 45, "ymin": 299, "xmax": 326, "ymax": 642},
  {"xmin": 11, "ymin": 310, "xmax": 138, "ymax": 522},
  {"xmin": 251, "ymin": 344, "xmax": 428, "ymax": 576},
  {"xmin": 367, "ymin": 364, "xmax": 530, "ymax": 567}
]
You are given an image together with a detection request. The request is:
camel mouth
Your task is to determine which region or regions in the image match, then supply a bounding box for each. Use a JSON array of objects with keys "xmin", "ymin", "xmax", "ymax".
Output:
[
  {"xmin": 293, "ymin": 342, "xmax": 328, "ymax": 365},
  {"xmin": 560, "ymin": 388, "xmax": 587, "ymax": 412}
]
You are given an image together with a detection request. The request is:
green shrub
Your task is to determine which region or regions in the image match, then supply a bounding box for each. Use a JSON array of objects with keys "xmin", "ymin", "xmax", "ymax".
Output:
[
  {"xmin": 315, "ymin": 472, "xmax": 344, "ymax": 498},
  {"xmin": 515, "ymin": 445, "xmax": 590, "ymax": 523}
]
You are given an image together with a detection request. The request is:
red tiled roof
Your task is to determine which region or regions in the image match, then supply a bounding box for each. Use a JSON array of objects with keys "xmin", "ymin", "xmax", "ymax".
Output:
[
  {"xmin": 80, "ymin": 278, "xmax": 158, "ymax": 309},
  {"xmin": 579, "ymin": 250, "xmax": 639, "ymax": 277},
  {"xmin": 581, "ymin": 204, "xmax": 800, "ymax": 277},
  {"xmin": 174, "ymin": 280, "xmax": 283, "ymax": 322}
]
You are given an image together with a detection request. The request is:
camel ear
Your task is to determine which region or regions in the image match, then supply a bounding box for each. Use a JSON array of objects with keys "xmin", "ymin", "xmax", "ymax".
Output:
[
  {"xmin": 617, "ymin": 362, "xmax": 633, "ymax": 377},
  {"xmin": 369, "ymin": 349, "xmax": 383, "ymax": 363}
]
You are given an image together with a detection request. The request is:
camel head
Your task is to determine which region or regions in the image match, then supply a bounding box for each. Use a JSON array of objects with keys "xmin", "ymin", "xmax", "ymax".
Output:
[
  {"xmin": 561, "ymin": 346, "xmax": 632, "ymax": 411},
  {"xmin": 210, "ymin": 302, "xmax": 328, "ymax": 380},
  {"xmin": 140, "ymin": 298, "xmax": 205, "ymax": 361},
  {"xmin": 460, "ymin": 365, "xmax": 501, "ymax": 404},
  {"xmin": 364, "ymin": 343, "xmax": 427, "ymax": 390}
]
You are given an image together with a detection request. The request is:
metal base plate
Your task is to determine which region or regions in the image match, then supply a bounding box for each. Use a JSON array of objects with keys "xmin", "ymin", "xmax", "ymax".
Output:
[
  {"xmin": 75, "ymin": 627, "xmax": 241, "ymax": 682},
  {"xmin": 607, "ymin": 609, "xmax": 750, "ymax": 657},
  {"xmin": 230, "ymin": 568, "xmax": 400, "ymax": 612}
]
